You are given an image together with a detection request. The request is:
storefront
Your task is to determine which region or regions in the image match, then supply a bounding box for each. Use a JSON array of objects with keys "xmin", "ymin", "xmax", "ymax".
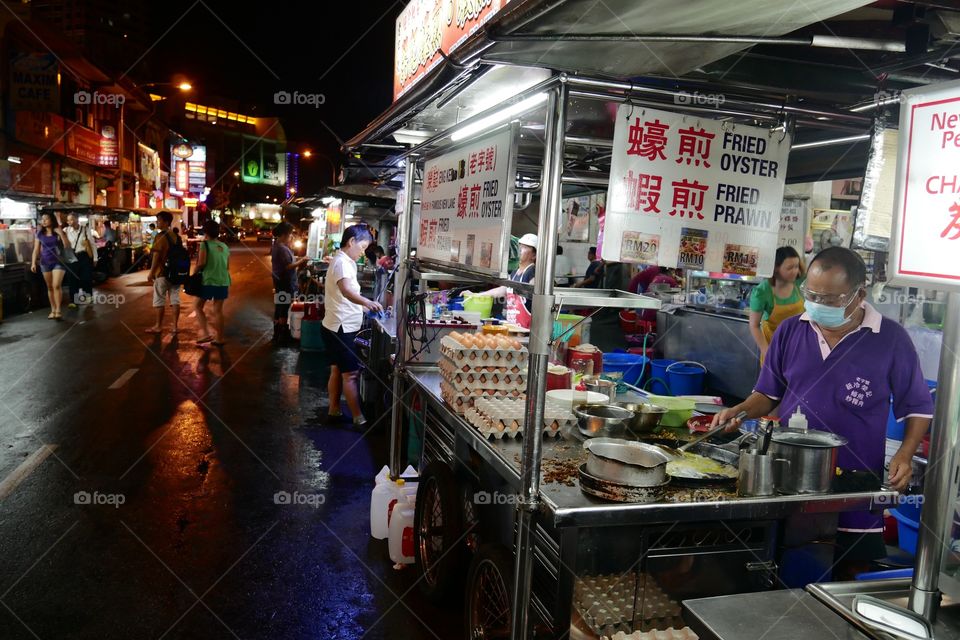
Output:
[{"xmin": 344, "ymin": 1, "xmax": 960, "ymax": 639}]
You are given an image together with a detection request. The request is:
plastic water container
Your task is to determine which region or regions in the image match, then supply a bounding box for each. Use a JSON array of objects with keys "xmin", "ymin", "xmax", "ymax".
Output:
[
  {"xmin": 648, "ymin": 359, "xmax": 676, "ymax": 395},
  {"xmin": 602, "ymin": 352, "xmax": 648, "ymax": 387},
  {"xmin": 891, "ymin": 507, "xmax": 919, "ymax": 555},
  {"xmin": 666, "ymin": 361, "xmax": 707, "ymax": 396},
  {"xmin": 552, "ymin": 314, "xmax": 591, "ymax": 347},
  {"xmin": 288, "ymin": 309, "xmax": 305, "ymax": 340},
  {"xmin": 388, "ymin": 494, "xmax": 416, "ymax": 565},
  {"xmin": 370, "ymin": 465, "xmax": 418, "ymax": 540}
]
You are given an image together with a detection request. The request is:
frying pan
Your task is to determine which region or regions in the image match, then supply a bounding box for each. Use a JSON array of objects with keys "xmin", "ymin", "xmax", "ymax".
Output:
[{"xmin": 642, "ymin": 438, "xmax": 738, "ymax": 486}]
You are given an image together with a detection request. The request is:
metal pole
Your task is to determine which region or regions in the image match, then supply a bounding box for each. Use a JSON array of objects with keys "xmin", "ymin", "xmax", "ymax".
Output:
[
  {"xmin": 910, "ymin": 292, "xmax": 960, "ymax": 620},
  {"xmin": 388, "ymin": 157, "xmax": 417, "ymax": 480},
  {"xmin": 510, "ymin": 77, "xmax": 567, "ymax": 640},
  {"xmin": 118, "ymin": 101, "xmax": 125, "ymax": 206}
]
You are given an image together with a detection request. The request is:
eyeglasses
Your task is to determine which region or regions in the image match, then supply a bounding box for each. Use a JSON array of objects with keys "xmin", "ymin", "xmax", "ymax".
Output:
[{"xmin": 800, "ymin": 282, "xmax": 862, "ymax": 307}]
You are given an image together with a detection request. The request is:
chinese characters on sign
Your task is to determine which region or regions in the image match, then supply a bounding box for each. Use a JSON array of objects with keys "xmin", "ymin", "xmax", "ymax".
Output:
[
  {"xmin": 890, "ymin": 79, "xmax": 960, "ymax": 289},
  {"xmin": 418, "ymin": 127, "xmax": 515, "ymax": 274},
  {"xmin": 604, "ymin": 105, "xmax": 791, "ymax": 277},
  {"xmin": 778, "ymin": 197, "xmax": 808, "ymax": 252}
]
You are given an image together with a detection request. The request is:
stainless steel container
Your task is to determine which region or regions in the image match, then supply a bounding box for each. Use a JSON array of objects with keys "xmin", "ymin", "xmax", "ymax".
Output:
[
  {"xmin": 574, "ymin": 404, "xmax": 634, "ymax": 438},
  {"xmin": 615, "ymin": 402, "xmax": 668, "ymax": 434},
  {"xmin": 738, "ymin": 452, "xmax": 789, "ymax": 497},
  {"xmin": 584, "ymin": 376, "xmax": 618, "ymax": 403},
  {"xmin": 769, "ymin": 428, "xmax": 848, "ymax": 495},
  {"xmin": 583, "ymin": 438, "xmax": 675, "ymax": 486}
]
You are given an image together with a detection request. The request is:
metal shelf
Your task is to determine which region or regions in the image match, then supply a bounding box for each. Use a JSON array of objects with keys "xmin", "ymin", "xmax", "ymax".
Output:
[
  {"xmin": 554, "ymin": 288, "xmax": 662, "ymax": 310},
  {"xmin": 411, "ymin": 258, "xmax": 534, "ymax": 295}
]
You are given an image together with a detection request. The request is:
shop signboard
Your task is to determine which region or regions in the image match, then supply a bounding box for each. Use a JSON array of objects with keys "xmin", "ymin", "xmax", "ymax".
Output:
[
  {"xmin": 15, "ymin": 112, "xmax": 65, "ymax": 154},
  {"xmin": 10, "ymin": 53, "xmax": 60, "ymax": 112},
  {"xmin": 418, "ymin": 125, "xmax": 517, "ymax": 275},
  {"xmin": 603, "ymin": 105, "xmax": 791, "ymax": 277},
  {"xmin": 8, "ymin": 153, "xmax": 54, "ymax": 196},
  {"xmin": 99, "ymin": 125, "xmax": 118, "ymax": 167},
  {"xmin": 169, "ymin": 144, "xmax": 207, "ymax": 196},
  {"xmin": 241, "ymin": 141, "xmax": 285, "ymax": 186},
  {"xmin": 394, "ymin": 0, "xmax": 512, "ymax": 100},
  {"xmin": 889, "ymin": 79, "xmax": 960, "ymax": 290},
  {"xmin": 64, "ymin": 123, "xmax": 105, "ymax": 166},
  {"xmin": 138, "ymin": 143, "xmax": 161, "ymax": 190}
]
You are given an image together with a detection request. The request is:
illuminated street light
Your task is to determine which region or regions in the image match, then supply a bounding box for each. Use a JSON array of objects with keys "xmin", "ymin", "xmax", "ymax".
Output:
[{"xmin": 303, "ymin": 150, "xmax": 312, "ymax": 158}]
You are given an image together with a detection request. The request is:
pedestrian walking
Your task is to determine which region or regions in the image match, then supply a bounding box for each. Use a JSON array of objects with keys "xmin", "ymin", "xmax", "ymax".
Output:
[
  {"xmin": 193, "ymin": 220, "xmax": 231, "ymax": 346},
  {"xmin": 30, "ymin": 212, "xmax": 69, "ymax": 319},
  {"xmin": 64, "ymin": 212, "xmax": 98, "ymax": 307},
  {"xmin": 271, "ymin": 221, "xmax": 308, "ymax": 344},
  {"xmin": 322, "ymin": 224, "xmax": 382, "ymax": 426},
  {"xmin": 146, "ymin": 211, "xmax": 184, "ymax": 335}
]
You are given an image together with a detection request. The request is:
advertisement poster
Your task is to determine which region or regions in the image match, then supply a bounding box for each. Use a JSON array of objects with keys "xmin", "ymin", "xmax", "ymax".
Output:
[
  {"xmin": 394, "ymin": 0, "xmax": 513, "ymax": 100},
  {"xmin": 677, "ymin": 227, "xmax": 708, "ymax": 269},
  {"xmin": 561, "ymin": 195, "xmax": 591, "ymax": 241},
  {"xmin": 418, "ymin": 126, "xmax": 516, "ymax": 274},
  {"xmin": 722, "ymin": 243, "xmax": 760, "ymax": 276},
  {"xmin": 603, "ymin": 104, "xmax": 790, "ymax": 276},
  {"xmin": 619, "ymin": 231, "xmax": 660, "ymax": 263},
  {"xmin": 889, "ymin": 79, "xmax": 960, "ymax": 289}
]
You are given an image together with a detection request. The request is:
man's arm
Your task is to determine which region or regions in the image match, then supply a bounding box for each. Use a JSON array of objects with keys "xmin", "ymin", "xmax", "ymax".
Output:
[
  {"xmin": 148, "ymin": 234, "xmax": 166, "ymax": 281},
  {"xmin": 889, "ymin": 417, "xmax": 930, "ymax": 491}
]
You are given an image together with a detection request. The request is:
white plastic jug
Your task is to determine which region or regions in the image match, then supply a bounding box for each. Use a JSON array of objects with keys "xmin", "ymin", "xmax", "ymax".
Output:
[
  {"xmin": 370, "ymin": 466, "xmax": 393, "ymax": 539},
  {"xmin": 388, "ymin": 494, "xmax": 416, "ymax": 565}
]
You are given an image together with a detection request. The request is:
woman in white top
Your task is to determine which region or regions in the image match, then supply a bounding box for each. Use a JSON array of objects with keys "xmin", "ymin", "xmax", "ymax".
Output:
[{"xmin": 322, "ymin": 224, "xmax": 383, "ymax": 427}]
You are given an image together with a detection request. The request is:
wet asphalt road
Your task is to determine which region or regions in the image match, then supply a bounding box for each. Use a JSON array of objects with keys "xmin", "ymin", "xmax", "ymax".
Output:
[{"xmin": 0, "ymin": 243, "xmax": 459, "ymax": 640}]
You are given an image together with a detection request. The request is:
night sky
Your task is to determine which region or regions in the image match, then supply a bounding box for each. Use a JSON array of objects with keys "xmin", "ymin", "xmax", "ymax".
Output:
[{"xmin": 138, "ymin": 0, "xmax": 406, "ymax": 192}]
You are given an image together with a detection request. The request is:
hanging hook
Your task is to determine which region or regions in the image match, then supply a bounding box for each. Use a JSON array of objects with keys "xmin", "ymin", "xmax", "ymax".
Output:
[{"xmin": 625, "ymin": 98, "xmax": 635, "ymax": 121}]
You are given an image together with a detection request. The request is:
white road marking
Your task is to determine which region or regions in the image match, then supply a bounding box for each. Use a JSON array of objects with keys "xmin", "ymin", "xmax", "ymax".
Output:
[
  {"xmin": 0, "ymin": 444, "xmax": 58, "ymax": 500},
  {"xmin": 108, "ymin": 368, "xmax": 139, "ymax": 389}
]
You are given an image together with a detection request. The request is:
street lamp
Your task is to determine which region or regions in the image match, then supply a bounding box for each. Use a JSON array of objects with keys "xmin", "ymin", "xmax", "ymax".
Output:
[{"xmin": 300, "ymin": 150, "xmax": 337, "ymax": 186}]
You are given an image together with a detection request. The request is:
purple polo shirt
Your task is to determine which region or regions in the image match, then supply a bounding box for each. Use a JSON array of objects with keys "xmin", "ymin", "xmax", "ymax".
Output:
[{"xmin": 755, "ymin": 303, "xmax": 934, "ymax": 532}]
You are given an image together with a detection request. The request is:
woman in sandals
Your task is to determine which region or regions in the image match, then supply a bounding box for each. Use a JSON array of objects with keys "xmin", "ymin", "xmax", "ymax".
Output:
[
  {"xmin": 30, "ymin": 212, "xmax": 70, "ymax": 319},
  {"xmin": 193, "ymin": 220, "xmax": 231, "ymax": 346}
]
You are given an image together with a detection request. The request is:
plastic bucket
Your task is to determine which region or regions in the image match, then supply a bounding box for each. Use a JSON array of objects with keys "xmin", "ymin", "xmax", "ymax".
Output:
[
  {"xmin": 463, "ymin": 295, "xmax": 493, "ymax": 318},
  {"xmin": 891, "ymin": 508, "xmax": 919, "ymax": 555},
  {"xmin": 300, "ymin": 319, "xmax": 326, "ymax": 352},
  {"xmin": 552, "ymin": 314, "xmax": 591, "ymax": 347},
  {"xmin": 601, "ymin": 352, "xmax": 648, "ymax": 387},
  {"xmin": 666, "ymin": 361, "xmax": 706, "ymax": 396},
  {"xmin": 649, "ymin": 359, "xmax": 676, "ymax": 395}
]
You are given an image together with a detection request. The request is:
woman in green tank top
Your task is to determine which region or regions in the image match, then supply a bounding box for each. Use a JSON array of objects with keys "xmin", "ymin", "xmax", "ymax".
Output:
[{"xmin": 193, "ymin": 220, "xmax": 231, "ymax": 346}]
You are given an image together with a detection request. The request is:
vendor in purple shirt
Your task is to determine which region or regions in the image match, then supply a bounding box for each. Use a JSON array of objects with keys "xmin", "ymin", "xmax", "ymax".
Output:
[{"xmin": 713, "ymin": 247, "xmax": 933, "ymax": 578}]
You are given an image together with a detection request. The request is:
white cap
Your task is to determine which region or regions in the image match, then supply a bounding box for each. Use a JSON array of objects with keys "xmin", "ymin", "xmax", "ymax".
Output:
[{"xmin": 518, "ymin": 233, "xmax": 538, "ymax": 250}]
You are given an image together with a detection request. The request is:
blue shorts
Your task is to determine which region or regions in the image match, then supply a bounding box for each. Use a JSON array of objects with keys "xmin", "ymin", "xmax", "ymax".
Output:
[
  {"xmin": 40, "ymin": 262, "xmax": 65, "ymax": 273},
  {"xmin": 200, "ymin": 285, "xmax": 229, "ymax": 300},
  {"xmin": 320, "ymin": 325, "xmax": 361, "ymax": 373}
]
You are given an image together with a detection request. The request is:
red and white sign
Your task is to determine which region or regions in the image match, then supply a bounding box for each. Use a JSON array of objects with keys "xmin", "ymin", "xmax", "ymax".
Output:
[
  {"xmin": 418, "ymin": 126, "xmax": 516, "ymax": 274},
  {"xmin": 889, "ymin": 79, "xmax": 960, "ymax": 290},
  {"xmin": 603, "ymin": 105, "xmax": 790, "ymax": 276},
  {"xmin": 394, "ymin": 0, "xmax": 511, "ymax": 101},
  {"xmin": 64, "ymin": 123, "xmax": 105, "ymax": 166}
]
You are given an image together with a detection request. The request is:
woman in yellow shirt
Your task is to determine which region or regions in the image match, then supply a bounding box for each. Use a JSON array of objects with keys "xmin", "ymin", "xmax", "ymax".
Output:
[{"xmin": 749, "ymin": 246, "xmax": 804, "ymax": 363}]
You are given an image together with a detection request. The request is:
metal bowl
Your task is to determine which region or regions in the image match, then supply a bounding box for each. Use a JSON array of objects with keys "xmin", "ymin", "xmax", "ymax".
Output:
[
  {"xmin": 615, "ymin": 402, "xmax": 668, "ymax": 434},
  {"xmin": 574, "ymin": 404, "xmax": 635, "ymax": 438},
  {"xmin": 583, "ymin": 438, "xmax": 675, "ymax": 486}
]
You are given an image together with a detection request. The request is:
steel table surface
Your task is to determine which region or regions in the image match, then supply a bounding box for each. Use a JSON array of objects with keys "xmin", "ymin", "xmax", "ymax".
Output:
[
  {"xmin": 683, "ymin": 589, "xmax": 870, "ymax": 640},
  {"xmin": 406, "ymin": 368, "xmax": 897, "ymax": 529}
]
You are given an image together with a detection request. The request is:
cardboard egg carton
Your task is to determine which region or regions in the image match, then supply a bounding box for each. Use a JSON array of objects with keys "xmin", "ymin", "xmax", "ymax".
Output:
[
  {"xmin": 440, "ymin": 381, "xmax": 522, "ymax": 415},
  {"xmin": 440, "ymin": 356, "xmax": 524, "ymax": 375},
  {"xmin": 439, "ymin": 335, "xmax": 529, "ymax": 367},
  {"xmin": 439, "ymin": 366, "xmax": 528, "ymax": 394}
]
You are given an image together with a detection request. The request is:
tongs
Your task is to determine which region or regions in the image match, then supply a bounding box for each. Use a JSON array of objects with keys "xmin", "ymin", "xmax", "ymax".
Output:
[{"xmin": 678, "ymin": 411, "xmax": 748, "ymax": 452}]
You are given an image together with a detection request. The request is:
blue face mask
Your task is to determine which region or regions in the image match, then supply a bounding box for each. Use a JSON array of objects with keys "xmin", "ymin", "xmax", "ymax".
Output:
[{"xmin": 804, "ymin": 299, "xmax": 853, "ymax": 328}]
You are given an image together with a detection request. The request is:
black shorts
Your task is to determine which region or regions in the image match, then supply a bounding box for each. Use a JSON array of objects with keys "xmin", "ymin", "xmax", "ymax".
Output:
[{"xmin": 321, "ymin": 325, "xmax": 361, "ymax": 373}]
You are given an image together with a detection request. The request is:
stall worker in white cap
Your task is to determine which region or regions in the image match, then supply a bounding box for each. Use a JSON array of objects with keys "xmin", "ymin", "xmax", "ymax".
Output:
[{"xmin": 465, "ymin": 233, "xmax": 538, "ymax": 329}]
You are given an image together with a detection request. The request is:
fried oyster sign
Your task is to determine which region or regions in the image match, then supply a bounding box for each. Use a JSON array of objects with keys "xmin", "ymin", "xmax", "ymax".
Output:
[{"xmin": 394, "ymin": 0, "xmax": 511, "ymax": 100}]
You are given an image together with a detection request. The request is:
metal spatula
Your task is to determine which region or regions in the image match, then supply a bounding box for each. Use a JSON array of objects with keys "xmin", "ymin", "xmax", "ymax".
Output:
[{"xmin": 678, "ymin": 411, "xmax": 748, "ymax": 452}]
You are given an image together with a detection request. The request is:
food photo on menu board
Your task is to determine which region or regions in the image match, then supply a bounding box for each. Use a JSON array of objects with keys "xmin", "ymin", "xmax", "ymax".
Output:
[
  {"xmin": 451, "ymin": 240, "xmax": 461, "ymax": 263},
  {"xmin": 465, "ymin": 234, "xmax": 476, "ymax": 266},
  {"xmin": 563, "ymin": 195, "xmax": 592, "ymax": 241},
  {"xmin": 479, "ymin": 242, "xmax": 493, "ymax": 269},
  {"xmin": 602, "ymin": 104, "xmax": 790, "ymax": 277}
]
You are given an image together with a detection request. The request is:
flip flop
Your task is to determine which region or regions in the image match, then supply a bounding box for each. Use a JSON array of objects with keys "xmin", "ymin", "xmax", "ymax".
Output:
[
  {"xmin": 196, "ymin": 336, "xmax": 213, "ymax": 344},
  {"xmin": 48, "ymin": 312, "xmax": 56, "ymax": 319},
  {"xmin": 145, "ymin": 327, "xmax": 161, "ymax": 334}
]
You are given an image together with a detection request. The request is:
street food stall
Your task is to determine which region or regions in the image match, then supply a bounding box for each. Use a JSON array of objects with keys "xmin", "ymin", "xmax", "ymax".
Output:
[
  {"xmin": 346, "ymin": 1, "xmax": 960, "ymax": 638},
  {"xmin": 0, "ymin": 197, "xmax": 41, "ymax": 316}
]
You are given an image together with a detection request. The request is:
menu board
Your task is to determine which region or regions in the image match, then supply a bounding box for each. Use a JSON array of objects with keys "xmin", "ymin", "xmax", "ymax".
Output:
[
  {"xmin": 418, "ymin": 126, "xmax": 516, "ymax": 275},
  {"xmin": 603, "ymin": 105, "xmax": 790, "ymax": 277},
  {"xmin": 778, "ymin": 197, "xmax": 808, "ymax": 253},
  {"xmin": 890, "ymin": 79, "xmax": 960, "ymax": 290}
]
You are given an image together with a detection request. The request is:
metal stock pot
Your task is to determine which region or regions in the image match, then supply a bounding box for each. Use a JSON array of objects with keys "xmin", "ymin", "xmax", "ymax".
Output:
[{"xmin": 769, "ymin": 428, "xmax": 848, "ymax": 495}]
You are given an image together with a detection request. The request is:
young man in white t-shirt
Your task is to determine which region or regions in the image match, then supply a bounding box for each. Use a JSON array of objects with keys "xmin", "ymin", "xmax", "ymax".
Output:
[{"xmin": 322, "ymin": 225, "xmax": 382, "ymax": 427}]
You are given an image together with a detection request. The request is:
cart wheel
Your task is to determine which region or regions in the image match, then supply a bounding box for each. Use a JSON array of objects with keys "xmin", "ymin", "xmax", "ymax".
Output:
[
  {"xmin": 414, "ymin": 462, "xmax": 465, "ymax": 603},
  {"xmin": 460, "ymin": 482, "xmax": 482, "ymax": 555},
  {"xmin": 465, "ymin": 543, "xmax": 513, "ymax": 640}
]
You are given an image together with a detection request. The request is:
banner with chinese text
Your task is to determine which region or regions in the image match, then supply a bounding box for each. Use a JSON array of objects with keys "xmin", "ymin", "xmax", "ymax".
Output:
[
  {"xmin": 889, "ymin": 79, "xmax": 960, "ymax": 290},
  {"xmin": 418, "ymin": 127, "xmax": 515, "ymax": 275},
  {"xmin": 603, "ymin": 105, "xmax": 790, "ymax": 277}
]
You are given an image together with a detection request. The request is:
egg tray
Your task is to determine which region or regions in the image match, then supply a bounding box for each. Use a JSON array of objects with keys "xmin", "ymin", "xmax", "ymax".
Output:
[
  {"xmin": 605, "ymin": 629, "xmax": 698, "ymax": 640},
  {"xmin": 439, "ymin": 335, "xmax": 529, "ymax": 366},
  {"xmin": 438, "ymin": 355, "xmax": 525, "ymax": 376},
  {"xmin": 440, "ymin": 381, "xmax": 523, "ymax": 415},
  {"xmin": 439, "ymin": 367, "xmax": 528, "ymax": 394},
  {"xmin": 574, "ymin": 573, "xmax": 685, "ymax": 636},
  {"xmin": 466, "ymin": 397, "xmax": 576, "ymax": 439}
]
